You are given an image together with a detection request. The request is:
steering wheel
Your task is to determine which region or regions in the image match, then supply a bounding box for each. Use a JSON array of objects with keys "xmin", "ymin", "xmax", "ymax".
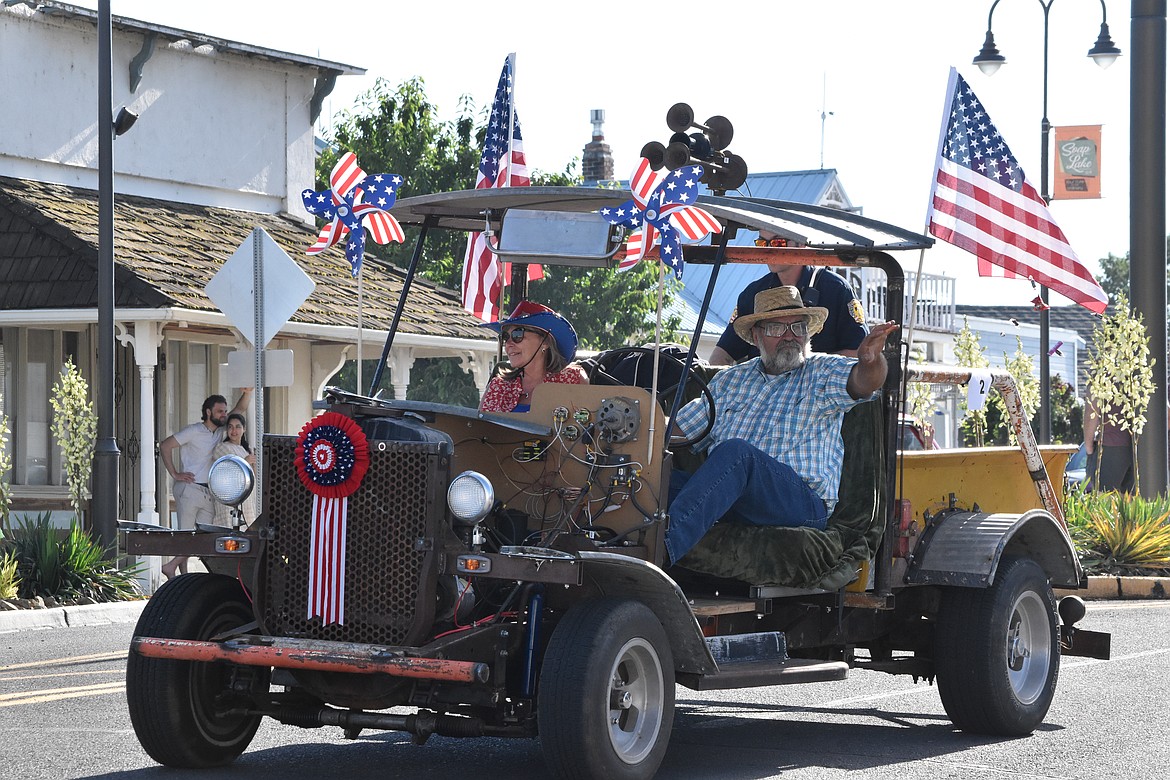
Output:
[{"xmin": 584, "ymin": 346, "xmax": 716, "ymax": 449}]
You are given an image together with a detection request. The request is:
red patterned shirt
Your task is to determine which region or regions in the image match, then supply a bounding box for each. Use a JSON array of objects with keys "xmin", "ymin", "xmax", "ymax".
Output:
[{"xmin": 480, "ymin": 365, "xmax": 588, "ymax": 413}]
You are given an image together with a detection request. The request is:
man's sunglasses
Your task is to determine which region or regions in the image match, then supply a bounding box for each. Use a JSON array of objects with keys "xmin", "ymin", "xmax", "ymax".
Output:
[
  {"xmin": 754, "ymin": 320, "xmax": 808, "ymax": 338},
  {"xmin": 500, "ymin": 327, "xmax": 536, "ymax": 343},
  {"xmin": 754, "ymin": 236, "xmax": 790, "ymax": 248}
]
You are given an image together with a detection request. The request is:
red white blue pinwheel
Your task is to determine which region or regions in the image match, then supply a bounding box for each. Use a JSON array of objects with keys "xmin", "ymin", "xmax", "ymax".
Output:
[
  {"xmin": 301, "ymin": 152, "xmax": 405, "ymax": 277},
  {"xmin": 599, "ymin": 158, "xmax": 721, "ymax": 278}
]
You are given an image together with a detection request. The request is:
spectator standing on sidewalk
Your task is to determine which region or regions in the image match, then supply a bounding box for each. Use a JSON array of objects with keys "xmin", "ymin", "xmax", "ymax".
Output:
[{"xmin": 159, "ymin": 389, "xmax": 252, "ymax": 579}]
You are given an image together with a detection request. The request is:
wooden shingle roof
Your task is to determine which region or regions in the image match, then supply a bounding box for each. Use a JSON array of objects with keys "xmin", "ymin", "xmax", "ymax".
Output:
[{"xmin": 0, "ymin": 176, "xmax": 493, "ymax": 342}]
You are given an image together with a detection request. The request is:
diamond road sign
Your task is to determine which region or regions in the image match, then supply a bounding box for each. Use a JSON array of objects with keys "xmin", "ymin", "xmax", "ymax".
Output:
[{"xmin": 207, "ymin": 227, "xmax": 314, "ymax": 348}]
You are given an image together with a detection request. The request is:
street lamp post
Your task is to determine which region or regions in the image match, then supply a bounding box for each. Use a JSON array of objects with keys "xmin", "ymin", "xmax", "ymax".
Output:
[
  {"xmin": 973, "ymin": 0, "xmax": 1121, "ymax": 444},
  {"xmin": 94, "ymin": 0, "xmax": 121, "ymax": 556}
]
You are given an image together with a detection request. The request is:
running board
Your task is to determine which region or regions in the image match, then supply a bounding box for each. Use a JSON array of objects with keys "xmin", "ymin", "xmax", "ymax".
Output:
[
  {"xmin": 677, "ymin": 657, "xmax": 849, "ymax": 690},
  {"xmin": 678, "ymin": 630, "xmax": 848, "ymax": 690}
]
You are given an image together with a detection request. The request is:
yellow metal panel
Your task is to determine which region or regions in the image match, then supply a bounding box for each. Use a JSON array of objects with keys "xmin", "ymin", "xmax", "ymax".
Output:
[{"xmin": 896, "ymin": 445, "xmax": 1076, "ymax": 522}]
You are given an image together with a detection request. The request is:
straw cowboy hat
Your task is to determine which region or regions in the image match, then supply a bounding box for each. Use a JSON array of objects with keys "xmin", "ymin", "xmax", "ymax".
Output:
[
  {"xmin": 732, "ymin": 285, "xmax": 829, "ymax": 344},
  {"xmin": 481, "ymin": 300, "xmax": 579, "ymax": 362}
]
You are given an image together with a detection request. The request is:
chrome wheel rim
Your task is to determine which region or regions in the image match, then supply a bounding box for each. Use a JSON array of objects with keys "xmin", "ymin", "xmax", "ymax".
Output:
[{"xmin": 606, "ymin": 637, "xmax": 665, "ymax": 765}]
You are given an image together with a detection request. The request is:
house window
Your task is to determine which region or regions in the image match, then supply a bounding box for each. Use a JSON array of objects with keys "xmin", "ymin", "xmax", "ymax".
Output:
[{"xmin": 0, "ymin": 326, "xmax": 91, "ymax": 488}]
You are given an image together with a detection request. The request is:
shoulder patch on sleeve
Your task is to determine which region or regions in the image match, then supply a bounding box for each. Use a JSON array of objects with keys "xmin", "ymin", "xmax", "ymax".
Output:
[
  {"xmin": 849, "ymin": 298, "xmax": 866, "ymax": 324},
  {"xmin": 728, "ymin": 306, "xmax": 739, "ymax": 324}
]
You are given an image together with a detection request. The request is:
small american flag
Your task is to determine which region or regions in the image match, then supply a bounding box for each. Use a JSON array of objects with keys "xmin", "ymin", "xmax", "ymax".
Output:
[
  {"xmin": 461, "ymin": 55, "xmax": 532, "ymax": 322},
  {"xmin": 927, "ymin": 68, "xmax": 1107, "ymax": 314}
]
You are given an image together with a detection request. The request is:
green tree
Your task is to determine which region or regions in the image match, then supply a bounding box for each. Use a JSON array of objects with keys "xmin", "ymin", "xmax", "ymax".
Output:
[
  {"xmin": 1048, "ymin": 375, "xmax": 1083, "ymax": 445},
  {"xmin": 318, "ymin": 77, "xmax": 481, "ymax": 291},
  {"xmin": 49, "ymin": 361, "xmax": 97, "ymax": 521},
  {"xmin": 1085, "ymin": 294, "xmax": 1156, "ymax": 492},
  {"xmin": 990, "ymin": 336, "xmax": 1039, "ymax": 446},
  {"xmin": 954, "ymin": 318, "xmax": 991, "ymax": 446},
  {"xmin": 317, "ymin": 79, "xmax": 682, "ymax": 402},
  {"xmin": 525, "ymin": 164, "xmax": 682, "ymax": 349},
  {"xmin": 1094, "ymin": 236, "xmax": 1170, "ymax": 302}
]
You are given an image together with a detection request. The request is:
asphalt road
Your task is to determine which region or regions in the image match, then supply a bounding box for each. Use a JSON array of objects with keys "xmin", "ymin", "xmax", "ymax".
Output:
[{"xmin": 1, "ymin": 601, "xmax": 1166, "ymax": 780}]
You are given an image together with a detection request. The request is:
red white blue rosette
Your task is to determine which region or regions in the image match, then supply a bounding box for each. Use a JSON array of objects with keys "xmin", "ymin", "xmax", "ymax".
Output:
[
  {"xmin": 295, "ymin": 412, "xmax": 369, "ymax": 499},
  {"xmin": 294, "ymin": 412, "xmax": 369, "ymax": 626}
]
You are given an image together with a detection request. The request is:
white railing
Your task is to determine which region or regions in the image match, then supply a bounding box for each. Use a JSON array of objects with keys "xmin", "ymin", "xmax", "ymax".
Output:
[{"xmin": 847, "ymin": 268, "xmax": 956, "ymax": 332}]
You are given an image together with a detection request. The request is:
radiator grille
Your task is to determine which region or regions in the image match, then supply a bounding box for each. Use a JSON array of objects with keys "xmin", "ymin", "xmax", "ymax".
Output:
[{"xmin": 259, "ymin": 435, "xmax": 446, "ymax": 646}]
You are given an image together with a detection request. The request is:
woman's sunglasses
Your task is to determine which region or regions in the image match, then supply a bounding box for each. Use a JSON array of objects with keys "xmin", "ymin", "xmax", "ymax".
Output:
[{"xmin": 500, "ymin": 327, "xmax": 535, "ymax": 344}]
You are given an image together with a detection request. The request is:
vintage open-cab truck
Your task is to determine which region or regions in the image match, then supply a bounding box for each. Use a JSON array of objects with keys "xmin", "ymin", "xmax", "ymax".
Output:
[{"xmin": 122, "ymin": 185, "xmax": 1110, "ymax": 780}]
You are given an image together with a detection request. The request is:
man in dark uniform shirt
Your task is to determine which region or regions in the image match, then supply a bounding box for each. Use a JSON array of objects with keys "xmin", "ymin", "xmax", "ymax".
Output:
[{"xmin": 708, "ymin": 233, "xmax": 869, "ymax": 364}]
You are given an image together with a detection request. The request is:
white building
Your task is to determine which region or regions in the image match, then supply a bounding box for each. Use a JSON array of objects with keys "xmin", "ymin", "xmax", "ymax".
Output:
[{"xmin": 0, "ymin": 3, "xmax": 498, "ymax": 563}]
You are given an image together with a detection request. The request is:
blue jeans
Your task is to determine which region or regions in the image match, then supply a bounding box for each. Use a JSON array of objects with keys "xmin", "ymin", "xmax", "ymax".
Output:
[{"xmin": 665, "ymin": 439, "xmax": 829, "ymax": 565}]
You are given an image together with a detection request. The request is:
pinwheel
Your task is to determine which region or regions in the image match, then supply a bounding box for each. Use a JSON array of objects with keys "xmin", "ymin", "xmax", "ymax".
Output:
[
  {"xmin": 301, "ymin": 152, "xmax": 405, "ymax": 277},
  {"xmin": 598, "ymin": 158, "xmax": 721, "ymax": 278}
]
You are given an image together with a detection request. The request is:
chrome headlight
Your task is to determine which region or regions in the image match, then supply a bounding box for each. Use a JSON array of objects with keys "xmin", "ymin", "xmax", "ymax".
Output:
[
  {"xmin": 447, "ymin": 471, "xmax": 494, "ymax": 526},
  {"xmin": 208, "ymin": 455, "xmax": 254, "ymax": 507}
]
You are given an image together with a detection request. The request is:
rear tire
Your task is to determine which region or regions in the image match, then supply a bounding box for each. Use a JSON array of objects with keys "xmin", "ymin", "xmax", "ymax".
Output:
[
  {"xmin": 935, "ymin": 557, "xmax": 1059, "ymax": 736},
  {"xmin": 538, "ymin": 598, "xmax": 674, "ymax": 780},
  {"xmin": 126, "ymin": 573, "xmax": 267, "ymax": 767}
]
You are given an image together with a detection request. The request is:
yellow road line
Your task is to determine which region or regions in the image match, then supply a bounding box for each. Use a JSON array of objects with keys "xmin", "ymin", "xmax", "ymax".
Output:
[
  {"xmin": 0, "ymin": 652, "xmax": 126, "ymax": 672},
  {"xmin": 0, "ymin": 669, "xmax": 123, "ymax": 682},
  {"xmin": 0, "ymin": 682, "xmax": 125, "ymax": 707}
]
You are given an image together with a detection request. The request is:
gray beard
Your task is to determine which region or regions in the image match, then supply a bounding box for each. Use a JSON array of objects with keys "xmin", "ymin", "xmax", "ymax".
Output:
[{"xmin": 760, "ymin": 341, "xmax": 807, "ymax": 374}]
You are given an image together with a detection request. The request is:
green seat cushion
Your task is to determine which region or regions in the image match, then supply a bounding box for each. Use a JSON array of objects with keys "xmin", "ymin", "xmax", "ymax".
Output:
[{"xmin": 674, "ymin": 399, "xmax": 886, "ymax": 590}]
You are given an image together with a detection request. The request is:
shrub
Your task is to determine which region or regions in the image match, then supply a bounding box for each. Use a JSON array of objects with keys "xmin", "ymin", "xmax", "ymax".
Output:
[
  {"xmin": 1064, "ymin": 489, "xmax": 1170, "ymax": 575},
  {"xmin": 5, "ymin": 513, "xmax": 141, "ymax": 603},
  {"xmin": 49, "ymin": 360, "xmax": 97, "ymax": 520},
  {"xmin": 0, "ymin": 550, "xmax": 18, "ymax": 599}
]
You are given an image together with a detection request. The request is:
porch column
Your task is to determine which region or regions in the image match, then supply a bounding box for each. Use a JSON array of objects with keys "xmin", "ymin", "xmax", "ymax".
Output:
[
  {"xmin": 390, "ymin": 347, "xmax": 415, "ymax": 400},
  {"xmin": 124, "ymin": 321, "xmax": 163, "ymax": 526}
]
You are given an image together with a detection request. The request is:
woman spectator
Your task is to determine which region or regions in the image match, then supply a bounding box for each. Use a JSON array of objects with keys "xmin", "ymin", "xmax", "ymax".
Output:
[
  {"xmin": 480, "ymin": 301, "xmax": 586, "ymax": 413},
  {"xmin": 210, "ymin": 412, "xmax": 257, "ymax": 527}
]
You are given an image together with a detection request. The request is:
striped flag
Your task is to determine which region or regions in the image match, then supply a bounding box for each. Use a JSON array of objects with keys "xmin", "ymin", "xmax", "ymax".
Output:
[
  {"xmin": 461, "ymin": 55, "xmax": 532, "ymax": 322},
  {"xmin": 926, "ymin": 68, "xmax": 1107, "ymax": 313}
]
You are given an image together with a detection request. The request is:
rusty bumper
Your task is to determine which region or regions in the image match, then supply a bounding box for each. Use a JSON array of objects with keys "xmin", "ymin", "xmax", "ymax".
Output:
[{"xmin": 132, "ymin": 636, "xmax": 490, "ymax": 684}]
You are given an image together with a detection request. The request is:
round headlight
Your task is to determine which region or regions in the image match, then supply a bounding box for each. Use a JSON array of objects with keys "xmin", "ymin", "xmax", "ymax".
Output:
[
  {"xmin": 447, "ymin": 471, "xmax": 494, "ymax": 525},
  {"xmin": 208, "ymin": 455, "xmax": 254, "ymax": 507}
]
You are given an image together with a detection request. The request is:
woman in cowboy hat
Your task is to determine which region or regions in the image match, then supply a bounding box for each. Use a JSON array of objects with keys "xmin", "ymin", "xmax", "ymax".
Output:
[{"xmin": 480, "ymin": 301, "xmax": 587, "ymax": 413}]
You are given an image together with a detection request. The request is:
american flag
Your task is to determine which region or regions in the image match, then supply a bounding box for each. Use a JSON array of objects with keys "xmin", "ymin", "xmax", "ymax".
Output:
[
  {"xmin": 927, "ymin": 68, "xmax": 1108, "ymax": 314},
  {"xmin": 461, "ymin": 55, "xmax": 532, "ymax": 322}
]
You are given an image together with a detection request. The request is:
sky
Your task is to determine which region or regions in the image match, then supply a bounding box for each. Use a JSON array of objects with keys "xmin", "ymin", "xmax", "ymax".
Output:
[{"xmin": 80, "ymin": 0, "xmax": 1151, "ymax": 307}]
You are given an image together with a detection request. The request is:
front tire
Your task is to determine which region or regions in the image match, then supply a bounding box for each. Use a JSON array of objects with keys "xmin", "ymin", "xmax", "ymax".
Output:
[
  {"xmin": 126, "ymin": 573, "xmax": 267, "ymax": 767},
  {"xmin": 538, "ymin": 598, "xmax": 674, "ymax": 780},
  {"xmin": 935, "ymin": 557, "xmax": 1059, "ymax": 736}
]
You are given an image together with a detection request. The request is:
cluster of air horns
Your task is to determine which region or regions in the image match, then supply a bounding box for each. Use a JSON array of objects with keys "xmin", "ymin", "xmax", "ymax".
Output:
[{"xmin": 640, "ymin": 103, "xmax": 748, "ymax": 193}]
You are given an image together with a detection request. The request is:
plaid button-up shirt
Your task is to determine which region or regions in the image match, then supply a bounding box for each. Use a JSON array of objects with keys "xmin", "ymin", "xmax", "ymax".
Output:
[{"xmin": 673, "ymin": 354, "xmax": 869, "ymax": 511}]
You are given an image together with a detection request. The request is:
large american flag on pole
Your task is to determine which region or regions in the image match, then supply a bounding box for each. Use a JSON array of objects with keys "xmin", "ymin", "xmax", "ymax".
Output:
[
  {"xmin": 926, "ymin": 68, "xmax": 1108, "ymax": 314},
  {"xmin": 461, "ymin": 54, "xmax": 532, "ymax": 322}
]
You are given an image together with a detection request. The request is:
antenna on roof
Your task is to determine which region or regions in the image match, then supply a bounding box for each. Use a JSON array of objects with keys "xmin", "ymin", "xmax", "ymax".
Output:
[{"xmin": 819, "ymin": 73, "xmax": 834, "ymax": 170}]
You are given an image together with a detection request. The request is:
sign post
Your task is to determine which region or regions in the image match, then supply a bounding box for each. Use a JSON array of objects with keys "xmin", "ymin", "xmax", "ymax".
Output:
[{"xmin": 207, "ymin": 228, "xmax": 314, "ymax": 481}]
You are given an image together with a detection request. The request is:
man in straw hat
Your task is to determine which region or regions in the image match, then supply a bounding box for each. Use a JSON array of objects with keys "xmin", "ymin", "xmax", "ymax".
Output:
[{"xmin": 665, "ymin": 286, "xmax": 897, "ymax": 565}]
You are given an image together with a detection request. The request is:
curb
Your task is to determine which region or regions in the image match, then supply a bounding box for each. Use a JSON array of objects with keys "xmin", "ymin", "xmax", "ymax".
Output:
[
  {"xmin": 0, "ymin": 599, "xmax": 148, "ymax": 634},
  {"xmin": 1056, "ymin": 575, "xmax": 1169, "ymax": 601}
]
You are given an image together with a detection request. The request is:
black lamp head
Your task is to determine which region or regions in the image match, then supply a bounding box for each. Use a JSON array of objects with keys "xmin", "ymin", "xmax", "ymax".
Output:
[{"xmin": 113, "ymin": 106, "xmax": 138, "ymax": 137}]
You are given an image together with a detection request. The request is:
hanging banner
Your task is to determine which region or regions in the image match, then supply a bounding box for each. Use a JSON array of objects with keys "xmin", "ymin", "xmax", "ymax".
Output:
[{"xmin": 1052, "ymin": 125, "xmax": 1102, "ymax": 200}]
